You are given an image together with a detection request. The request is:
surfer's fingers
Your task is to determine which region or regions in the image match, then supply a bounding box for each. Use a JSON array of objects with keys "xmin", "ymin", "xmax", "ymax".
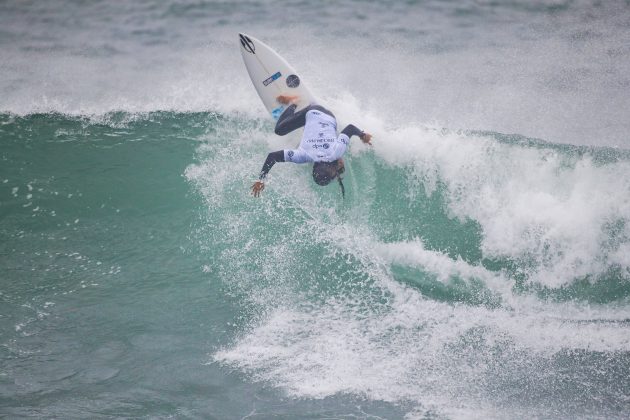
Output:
[{"xmin": 251, "ymin": 181, "xmax": 264, "ymax": 197}]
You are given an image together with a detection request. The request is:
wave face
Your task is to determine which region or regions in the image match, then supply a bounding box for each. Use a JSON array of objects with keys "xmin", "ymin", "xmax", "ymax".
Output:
[
  {"xmin": 2, "ymin": 1, "xmax": 630, "ymax": 418},
  {"xmin": 193, "ymin": 111, "xmax": 630, "ymax": 418}
]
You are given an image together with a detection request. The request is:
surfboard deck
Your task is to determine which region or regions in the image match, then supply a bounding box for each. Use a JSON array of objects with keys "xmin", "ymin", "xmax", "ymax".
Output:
[{"xmin": 239, "ymin": 33, "xmax": 316, "ymax": 120}]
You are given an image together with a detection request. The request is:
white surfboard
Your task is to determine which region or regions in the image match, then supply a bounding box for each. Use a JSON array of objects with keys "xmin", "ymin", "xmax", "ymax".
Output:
[{"xmin": 239, "ymin": 33, "xmax": 316, "ymax": 120}]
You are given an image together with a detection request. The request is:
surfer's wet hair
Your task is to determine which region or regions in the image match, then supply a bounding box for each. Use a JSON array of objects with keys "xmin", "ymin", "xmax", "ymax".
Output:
[
  {"xmin": 312, "ymin": 162, "xmax": 338, "ymax": 186},
  {"xmin": 312, "ymin": 161, "xmax": 346, "ymax": 198}
]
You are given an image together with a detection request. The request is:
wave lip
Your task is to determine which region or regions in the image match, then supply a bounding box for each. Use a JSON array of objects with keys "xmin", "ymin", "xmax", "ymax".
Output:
[{"xmin": 368, "ymin": 121, "xmax": 630, "ymax": 293}]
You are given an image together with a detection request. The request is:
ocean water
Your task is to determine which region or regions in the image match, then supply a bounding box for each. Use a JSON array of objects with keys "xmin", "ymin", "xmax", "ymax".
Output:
[{"xmin": 1, "ymin": 1, "xmax": 630, "ymax": 418}]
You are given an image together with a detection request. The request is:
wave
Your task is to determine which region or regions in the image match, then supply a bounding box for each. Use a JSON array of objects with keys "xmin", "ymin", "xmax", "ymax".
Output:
[
  {"xmin": 181, "ymin": 109, "xmax": 630, "ymax": 416},
  {"xmin": 4, "ymin": 110, "xmax": 628, "ymax": 300},
  {"xmin": 3, "ymin": 105, "xmax": 629, "ymax": 417}
]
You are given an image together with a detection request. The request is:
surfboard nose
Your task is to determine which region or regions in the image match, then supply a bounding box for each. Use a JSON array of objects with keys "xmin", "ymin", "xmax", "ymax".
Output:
[{"xmin": 239, "ymin": 33, "xmax": 255, "ymax": 54}]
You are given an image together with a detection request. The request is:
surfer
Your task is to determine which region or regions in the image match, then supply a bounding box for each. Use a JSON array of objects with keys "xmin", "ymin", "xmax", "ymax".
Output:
[{"xmin": 251, "ymin": 95, "xmax": 372, "ymax": 198}]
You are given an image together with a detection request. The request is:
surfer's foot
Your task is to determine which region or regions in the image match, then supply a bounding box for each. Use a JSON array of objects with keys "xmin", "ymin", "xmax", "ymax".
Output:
[{"xmin": 276, "ymin": 95, "xmax": 299, "ymax": 105}]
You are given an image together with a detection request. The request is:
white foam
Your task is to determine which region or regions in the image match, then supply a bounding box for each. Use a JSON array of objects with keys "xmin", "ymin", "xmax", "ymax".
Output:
[
  {"xmin": 216, "ymin": 290, "xmax": 630, "ymax": 415},
  {"xmin": 358, "ymin": 119, "xmax": 630, "ymax": 288}
]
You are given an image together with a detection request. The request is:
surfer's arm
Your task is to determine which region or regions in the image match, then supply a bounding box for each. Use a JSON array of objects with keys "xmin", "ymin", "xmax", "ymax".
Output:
[
  {"xmin": 259, "ymin": 148, "xmax": 313, "ymax": 178},
  {"xmin": 258, "ymin": 148, "xmax": 313, "ymax": 179},
  {"xmin": 341, "ymin": 124, "xmax": 372, "ymax": 144},
  {"xmin": 252, "ymin": 151, "xmax": 284, "ymax": 197},
  {"xmin": 258, "ymin": 150, "xmax": 285, "ymax": 180},
  {"xmin": 252, "ymin": 149, "xmax": 311, "ymax": 197},
  {"xmin": 327, "ymin": 125, "xmax": 372, "ymax": 161}
]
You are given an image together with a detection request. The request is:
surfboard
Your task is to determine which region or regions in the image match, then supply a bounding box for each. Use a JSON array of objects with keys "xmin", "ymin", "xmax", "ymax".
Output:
[{"xmin": 238, "ymin": 33, "xmax": 316, "ymax": 120}]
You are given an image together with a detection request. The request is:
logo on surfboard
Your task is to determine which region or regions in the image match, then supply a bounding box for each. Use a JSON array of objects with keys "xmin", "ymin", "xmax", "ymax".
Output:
[
  {"xmin": 239, "ymin": 34, "xmax": 255, "ymax": 54},
  {"xmin": 263, "ymin": 71, "xmax": 282, "ymax": 86},
  {"xmin": 286, "ymin": 74, "xmax": 300, "ymax": 88}
]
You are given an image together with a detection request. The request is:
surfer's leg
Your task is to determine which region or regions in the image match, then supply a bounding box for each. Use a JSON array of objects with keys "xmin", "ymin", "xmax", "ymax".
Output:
[
  {"xmin": 274, "ymin": 104, "xmax": 309, "ymax": 135},
  {"xmin": 274, "ymin": 104, "xmax": 335, "ymax": 135}
]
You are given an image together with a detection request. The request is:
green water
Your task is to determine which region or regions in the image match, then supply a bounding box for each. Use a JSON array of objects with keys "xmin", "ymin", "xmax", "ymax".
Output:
[
  {"xmin": 0, "ymin": 113, "xmax": 412, "ymax": 418},
  {"xmin": 3, "ymin": 112, "xmax": 628, "ymax": 418}
]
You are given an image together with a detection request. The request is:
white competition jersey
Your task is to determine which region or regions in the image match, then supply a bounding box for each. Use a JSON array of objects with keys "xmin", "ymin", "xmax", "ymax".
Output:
[{"xmin": 283, "ymin": 109, "xmax": 350, "ymax": 164}]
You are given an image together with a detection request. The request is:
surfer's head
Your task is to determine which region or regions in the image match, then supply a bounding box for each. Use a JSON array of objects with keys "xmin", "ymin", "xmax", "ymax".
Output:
[
  {"xmin": 312, "ymin": 161, "xmax": 340, "ymax": 186},
  {"xmin": 312, "ymin": 161, "xmax": 346, "ymax": 198}
]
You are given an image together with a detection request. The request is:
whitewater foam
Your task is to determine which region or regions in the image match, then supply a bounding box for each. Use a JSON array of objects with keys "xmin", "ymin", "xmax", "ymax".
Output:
[{"xmin": 360, "ymin": 119, "xmax": 630, "ymax": 289}]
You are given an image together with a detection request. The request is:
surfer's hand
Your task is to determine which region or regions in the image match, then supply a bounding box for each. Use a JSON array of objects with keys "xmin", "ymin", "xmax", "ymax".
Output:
[
  {"xmin": 251, "ymin": 180, "xmax": 265, "ymax": 197},
  {"xmin": 360, "ymin": 132, "xmax": 373, "ymax": 145},
  {"xmin": 276, "ymin": 95, "xmax": 299, "ymax": 105}
]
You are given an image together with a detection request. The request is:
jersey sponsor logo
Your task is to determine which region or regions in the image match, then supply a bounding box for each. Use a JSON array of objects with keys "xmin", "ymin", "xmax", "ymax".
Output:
[
  {"xmin": 286, "ymin": 74, "xmax": 300, "ymax": 88},
  {"xmin": 240, "ymin": 34, "xmax": 255, "ymax": 54},
  {"xmin": 262, "ymin": 71, "xmax": 282, "ymax": 87},
  {"xmin": 306, "ymin": 137, "xmax": 335, "ymax": 143}
]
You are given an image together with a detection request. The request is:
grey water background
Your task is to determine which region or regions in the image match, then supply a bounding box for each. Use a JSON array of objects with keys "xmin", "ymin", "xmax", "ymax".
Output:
[{"xmin": 1, "ymin": 1, "xmax": 630, "ymax": 418}]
